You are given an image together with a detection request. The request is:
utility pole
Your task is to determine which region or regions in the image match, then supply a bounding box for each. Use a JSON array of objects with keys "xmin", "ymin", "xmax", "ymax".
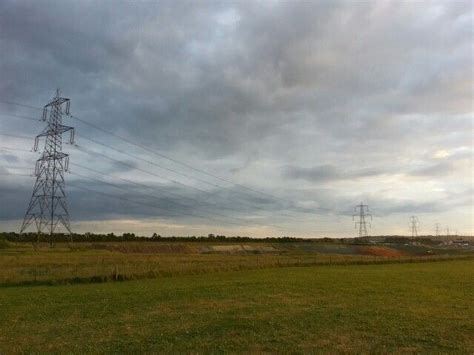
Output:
[
  {"xmin": 409, "ymin": 216, "xmax": 419, "ymax": 237},
  {"xmin": 20, "ymin": 90, "xmax": 75, "ymax": 247},
  {"xmin": 435, "ymin": 223, "xmax": 441, "ymax": 238},
  {"xmin": 353, "ymin": 202, "xmax": 372, "ymax": 237}
]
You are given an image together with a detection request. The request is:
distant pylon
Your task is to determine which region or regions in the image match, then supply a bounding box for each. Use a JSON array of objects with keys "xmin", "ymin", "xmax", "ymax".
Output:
[
  {"xmin": 20, "ymin": 89, "xmax": 75, "ymax": 246},
  {"xmin": 353, "ymin": 202, "xmax": 372, "ymax": 237},
  {"xmin": 409, "ymin": 216, "xmax": 419, "ymax": 237},
  {"xmin": 435, "ymin": 223, "xmax": 441, "ymax": 237}
]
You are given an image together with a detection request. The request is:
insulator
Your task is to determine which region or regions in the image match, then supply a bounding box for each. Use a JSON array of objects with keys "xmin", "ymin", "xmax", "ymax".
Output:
[
  {"xmin": 35, "ymin": 160, "xmax": 41, "ymax": 176},
  {"xmin": 42, "ymin": 108, "xmax": 47, "ymax": 121},
  {"xmin": 65, "ymin": 101, "xmax": 70, "ymax": 115},
  {"xmin": 64, "ymin": 156, "xmax": 70, "ymax": 171},
  {"xmin": 33, "ymin": 137, "xmax": 40, "ymax": 152},
  {"xmin": 69, "ymin": 129, "xmax": 75, "ymax": 144}
]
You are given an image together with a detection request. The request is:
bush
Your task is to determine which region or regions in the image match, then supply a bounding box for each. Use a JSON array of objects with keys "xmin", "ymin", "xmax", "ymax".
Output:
[{"xmin": 0, "ymin": 235, "xmax": 9, "ymax": 249}]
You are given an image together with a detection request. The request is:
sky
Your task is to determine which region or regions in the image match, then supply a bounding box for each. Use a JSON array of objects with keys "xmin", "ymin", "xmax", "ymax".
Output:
[{"xmin": 0, "ymin": 0, "xmax": 472, "ymax": 237}]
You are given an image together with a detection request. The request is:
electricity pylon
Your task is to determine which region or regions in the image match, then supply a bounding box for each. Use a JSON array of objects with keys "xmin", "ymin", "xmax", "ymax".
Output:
[
  {"xmin": 353, "ymin": 202, "xmax": 372, "ymax": 237},
  {"xmin": 20, "ymin": 90, "xmax": 75, "ymax": 246},
  {"xmin": 435, "ymin": 223, "xmax": 441, "ymax": 237},
  {"xmin": 409, "ymin": 216, "xmax": 419, "ymax": 237}
]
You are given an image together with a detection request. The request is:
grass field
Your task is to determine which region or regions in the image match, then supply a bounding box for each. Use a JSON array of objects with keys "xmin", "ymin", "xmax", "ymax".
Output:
[
  {"xmin": 1, "ymin": 258, "xmax": 473, "ymax": 353},
  {"xmin": 0, "ymin": 241, "xmax": 469, "ymax": 286}
]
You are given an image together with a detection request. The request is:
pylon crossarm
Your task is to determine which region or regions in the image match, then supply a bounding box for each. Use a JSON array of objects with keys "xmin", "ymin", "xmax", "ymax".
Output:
[{"xmin": 44, "ymin": 97, "xmax": 69, "ymax": 108}]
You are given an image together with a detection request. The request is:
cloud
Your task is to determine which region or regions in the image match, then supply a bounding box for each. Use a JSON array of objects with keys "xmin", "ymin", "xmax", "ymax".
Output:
[
  {"xmin": 0, "ymin": 153, "xmax": 18, "ymax": 163},
  {"xmin": 283, "ymin": 165, "xmax": 386, "ymax": 182},
  {"xmin": 0, "ymin": 0, "xmax": 472, "ymax": 235},
  {"xmin": 407, "ymin": 161, "xmax": 454, "ymax": 177}
]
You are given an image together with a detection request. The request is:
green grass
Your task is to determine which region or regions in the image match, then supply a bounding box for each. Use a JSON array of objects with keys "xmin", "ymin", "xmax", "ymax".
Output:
[
  {"xmin": 1, "ymin": 242, "xmax": 468, "ymax": 286},
  {"xmin": 1, "ymin": 259, "xmax": 473, "ymax": 353}
]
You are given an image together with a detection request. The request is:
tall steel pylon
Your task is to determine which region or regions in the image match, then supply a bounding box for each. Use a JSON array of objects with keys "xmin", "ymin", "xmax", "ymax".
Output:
[
  {"xmin": 20, "ymin": 90, "xmax": 75, "ymax": 246},
  {"xmin": 409, "ymin": 216, "xmax": 419, "ymax": 237},
  {"xmin": 353, "ymin": 202, "xmax": 372, "ymax": 237},
  {"xmin": 435, "ymin": 223, "xmax": 441, "ymax": 237}
]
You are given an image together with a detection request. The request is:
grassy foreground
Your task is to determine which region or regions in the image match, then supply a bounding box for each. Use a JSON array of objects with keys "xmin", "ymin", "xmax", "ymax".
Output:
[{"xmin": 1, "ymin": 259, "xmax": 473, "ymax": 353}]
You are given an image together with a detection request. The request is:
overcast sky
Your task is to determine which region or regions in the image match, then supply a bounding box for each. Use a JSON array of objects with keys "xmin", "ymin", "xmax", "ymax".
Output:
[{"xmin": 0, "ymin": 0, "xmax": 472, "ymax": 237}]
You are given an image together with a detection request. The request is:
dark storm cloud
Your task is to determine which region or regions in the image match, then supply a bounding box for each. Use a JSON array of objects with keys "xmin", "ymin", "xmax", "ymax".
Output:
[
  {"xmin": 0, "ymin": 0, "xmax": 472, "ymax": 234},
  {"xmin": 0, "ymin": 173, "xmax": 289, "ymax": 233},
  {"xmin": 283, "ymin": 165, "xmax": 386, "ymax": 182},
  {"xmin": 284, "ymin": 155, "xmax": 465, "ymax": 182},
  {"xmin": 1, "ymin": 0, "xmax": 471, "ymax": 154},
  {"xmin": 0, "ymin": 153, "xmax": 18, "ymax": 163}
]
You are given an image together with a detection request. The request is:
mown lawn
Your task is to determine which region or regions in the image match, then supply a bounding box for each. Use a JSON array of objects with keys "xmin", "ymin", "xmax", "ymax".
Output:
[{"xmin": 0, "ymin": 259, "xmax": 473, "ymax": 353}]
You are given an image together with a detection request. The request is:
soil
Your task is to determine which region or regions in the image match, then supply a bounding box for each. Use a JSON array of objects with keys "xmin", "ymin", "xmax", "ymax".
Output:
[{"xmin": 357, "ymin": 246, "xmax": 406, "ymax": 257}]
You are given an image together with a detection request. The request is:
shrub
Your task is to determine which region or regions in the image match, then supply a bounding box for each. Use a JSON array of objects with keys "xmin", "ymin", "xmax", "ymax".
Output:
[{"xmin": 0, "ymin": 235, "xmax": 9, "ymax": 249}]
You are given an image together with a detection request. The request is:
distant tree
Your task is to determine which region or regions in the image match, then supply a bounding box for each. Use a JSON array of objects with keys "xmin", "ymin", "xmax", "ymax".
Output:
[
  {"xmin": 122, "ymin": 233, "xmax": 136, "ymax": 241},
  {"xmin": 151, "ymin": 233, "xmax": 162, "ymax": 240}
]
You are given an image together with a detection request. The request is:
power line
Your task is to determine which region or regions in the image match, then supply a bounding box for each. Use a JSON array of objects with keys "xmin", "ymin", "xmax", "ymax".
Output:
[
  {"xmin": 2, "ymin": 169, "xmax": 341, "ymax": 235},
  {"xmin": 1, "ymin": 166, "xmax": 32, "ymax": 170},
  {"xmin": 0, "ymin": 169, "xmax": 257, "ymax": 229},
  {"xmin": 0, "ymin": 100, "xmax": 43, "ymax": 111},
  {"xmin": 69, "ymin": 169, "xmax": 254, "ymax": 227},
  {"xmin": 0, "ymin": 111, "xmax": 254, "ymax": 211},
  {"xmin": 70, "ymin": 113, "xmax": 286, "ymax": 203},
  {"xmin": 0, "ymin": 101, "xmax": 290, "ymax": 205},
  {"xmin": 67, "ymin": 181, "xmax": 245, "ymax": 227},
  {"xmin": 0, "ymin": 112, "xmax": 41, "ymax": 122},
  {"xmin": 0, "ymin": 110, "xmax": 307, "ymax": 217},
  {"xmin": 0, "ymin": 107, "xmax": 332, "ymax": 235},
  {"xmin": 73, "ymin": 143, "xmax": 228, "ymax": 204},
  {"xmin": 0, "ymin": 146, "xmax": 35, "ymax": 153},
  {"xmin": 76, "ymin": 133, "xmax": 225, "ymax": 192},
  {"xmin": 73, "ymin": 132, "xmax": 297, "ymax": 214},
  {"xmin": 0, "ymin": 133, "xmax": 33, "ymax": 140},
  {"xmin": 2, "ymin": 136, "xmax": 315, "ymax": 225},
  {"xmin": 0, "ymin": 133, "xmax": 295, "ymax": 225},
  {"xmin": 70, "ymin": 147, "xmax": 293, "ymax": 230},
  {"xmin": 0, "ymin": 121, "xmax": 276, "ymax": 217},
  {"xmin": 70, "ymin": 161, "xmax": 266, "ymax": 225},
  {"xmin": 0, "ymin": 172, "xmax": 31, "ymax": 177},
  {"xmin": 72, "ymin": 141, "xmax": 296, "ymax": 219}
]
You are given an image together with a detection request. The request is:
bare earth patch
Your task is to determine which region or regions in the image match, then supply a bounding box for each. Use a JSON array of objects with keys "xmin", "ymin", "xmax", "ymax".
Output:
[{"xmin": 357, "ymin": 246, "xmax": 406, "ymax": 257}]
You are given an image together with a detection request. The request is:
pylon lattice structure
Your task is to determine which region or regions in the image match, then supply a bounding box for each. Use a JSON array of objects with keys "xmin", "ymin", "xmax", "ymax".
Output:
[
  {"xmin": 20, "ymin": 90, "xmax": 75, "ymax": 244},
  {"xmin": 409, "ymin": 215, "xmax": 419, "ymax": 237},
  {"xmin": 435, "ymin": 223, "xmax": 441, "ymax": 237},
  {"xmin": 353, "ymin": 202, "xmax": 372, "ymax": 237}
]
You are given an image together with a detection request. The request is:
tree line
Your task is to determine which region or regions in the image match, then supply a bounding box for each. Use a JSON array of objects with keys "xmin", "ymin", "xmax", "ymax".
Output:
[
  {"xmin": 0, "ymin": 232, "xmax": 352, "ymax": 244},
  {"xmin": 0, "ymin": 232, "xmax": 442, "ymax": 244}
]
